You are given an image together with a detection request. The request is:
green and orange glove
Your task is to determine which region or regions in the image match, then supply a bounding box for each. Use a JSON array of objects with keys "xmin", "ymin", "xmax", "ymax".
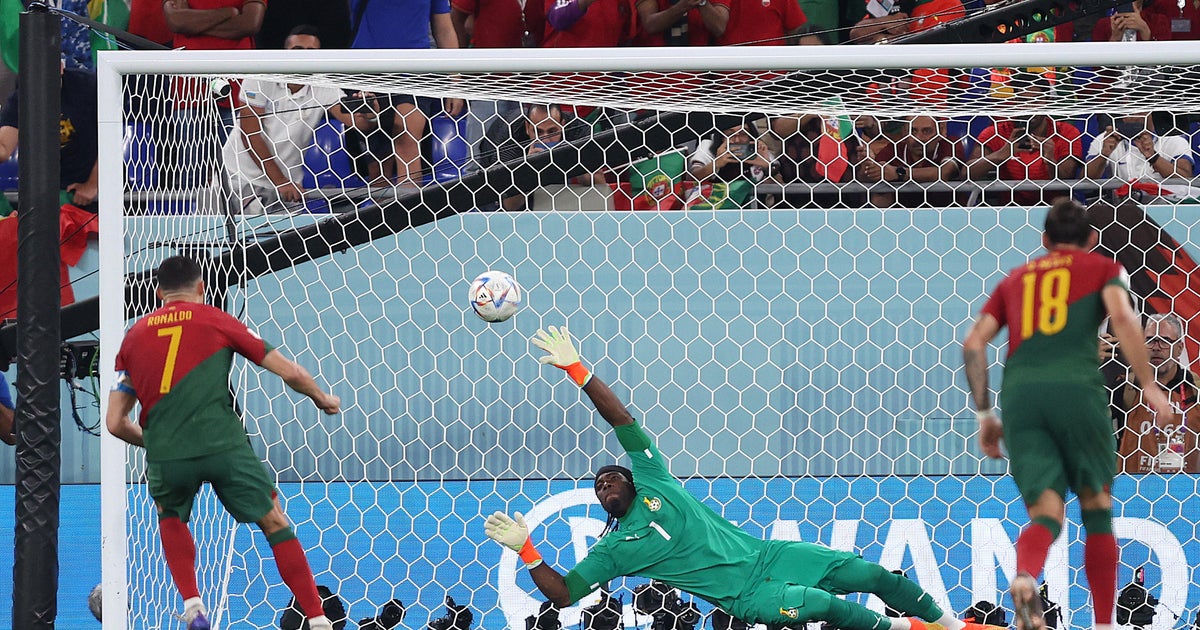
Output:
[
  {"xmin": 484, "ymin": 511, "xmax": 543, "ymax": 569},
  {"xmin": 531, "ymin": 325, "xmax": 592, "ymax": 387}
]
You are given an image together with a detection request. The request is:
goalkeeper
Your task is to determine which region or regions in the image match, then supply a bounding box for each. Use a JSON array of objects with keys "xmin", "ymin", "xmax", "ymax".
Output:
[{"xmin": 486, "ymin": 326, "xmax": 997, "ymax": 630}]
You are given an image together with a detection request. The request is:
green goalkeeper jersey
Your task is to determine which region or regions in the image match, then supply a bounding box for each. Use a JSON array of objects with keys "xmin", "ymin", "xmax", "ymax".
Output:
[{"xmin": 565, "ymin": 422, "xmax": 848, "ymax": 621}]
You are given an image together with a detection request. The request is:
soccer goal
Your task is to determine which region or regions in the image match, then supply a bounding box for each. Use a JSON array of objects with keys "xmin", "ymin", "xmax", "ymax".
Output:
[{"xmin": 97, "ymin": 43, "xmax": 1200, "ymax": 630}]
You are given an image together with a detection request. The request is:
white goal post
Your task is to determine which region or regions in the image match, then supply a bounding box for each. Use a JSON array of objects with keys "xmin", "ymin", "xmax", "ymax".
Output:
[{"xmin": 98, "ymin": 43, "xmax": 1200, "ymax": 630}]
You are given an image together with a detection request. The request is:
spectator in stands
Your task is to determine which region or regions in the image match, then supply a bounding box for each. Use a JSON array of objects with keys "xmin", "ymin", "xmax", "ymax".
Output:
[
  {"xmin": 0, "ymin": 370, "xmax": 12, "ymax": 445},
  {"xmin": 164, "ymin": 0, "xmax": 265, "ymax": 133},
  {"xmin": 689, "ymin": 121, "xmax": 775, "ymax": 186},
  {"xmin": 349, "ymin": 0, "xmax": 465, "ymax": 187},
  {"xmin": 129, "ymin": 0, "xmax": 174, "ymax": 46},
  {"xmin": 1093, "ymin": 0, "xmax": 1170, "ymax": 42},
  {"xmin": 847, "ymin": 0, "xmax": 965, "ymax": 44},
  {"xmin": 163, "ymin": 0, "xmax": 266, "ymax": 188},
  {"xmin": 1085, "ymin": 113, "xmax": 1194, "ymax": 182},
  {"xmin": 1103, "ymin": 313, "xmax": 1200, "ymax": 473},
  {"xmin": 544, "ymin": 0, "xmax": 638, "ymax": 47},
  {"xmin": 848, "ymin": 0, "xmax": 965, "ymax": 103},
  {"xmin": 452, "ymin": 0, "xmax": 545, "ymax": 47},
  {"xmin": 221, "ymin": 25, "xmax": 358, "ymax": 213},
  {"xmin": 258, "ymin": 0, "xmax": 351, "ymax": 49},
  {"xmin": 966, "ymin": 113, "xmax": 1082, "ymax": 206},
  {"xmin": 1145, "ymin": 0, "xmax": 1200, "ymax": 40},
  {"xmin": 772, "ymin": 113, "xmax": 853, "ymax": 187},
  {"xmin": 501, "ymin": 104, "xmax": 611, "ymax": 211},
  {"xmin": 717, "ymin": 0, "xmax": 806, "ymax": 45},
  {"xmin": 451, "ymin": 0, "xmax": 546, "ymax": 172},
  {"xmin": 0, "ymin": 63, "xmax": 99, "ymax": 209},
  {"xmin": 635, "ymin": 0, "xmax": 729, "ymax": 45},
  {"xmin": 857, "ymin": 114, "xmax": 963, "ymax": 208},
  {"xmin": 850, "ymin": 115, "xmax": 894, "ymax": 165}
]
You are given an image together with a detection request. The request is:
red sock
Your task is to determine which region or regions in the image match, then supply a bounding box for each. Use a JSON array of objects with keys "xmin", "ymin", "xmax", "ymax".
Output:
[
  {"xmin": 272, "ymin": 537, "xmax": 323, "ymax": 618},
  {"xmin": 1015, "ymin": 522, "xmax": 1055, "ymax": 578},
  {"xmin": 159, "ymin": 518, "xmax": 200, "ymax": 601},
  {"xmin": 1085, "ymin": 534, "xmax": 1118, "ymax": 625}
]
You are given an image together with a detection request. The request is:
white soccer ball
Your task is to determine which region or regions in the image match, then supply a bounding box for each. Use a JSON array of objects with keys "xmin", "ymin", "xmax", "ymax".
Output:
[{"xmin": 469, "ymin": 270, "xmax": 522, "ymax": 323}]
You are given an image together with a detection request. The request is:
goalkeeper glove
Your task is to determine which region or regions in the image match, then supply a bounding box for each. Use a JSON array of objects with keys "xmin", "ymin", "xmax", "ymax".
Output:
[
  {"xmin": 531, "ymin": 325, "xmax": 592, "ymax": 387},
  {"xmin": 484, "ymin": 511, "xmax": 543, "ymax": 569}
]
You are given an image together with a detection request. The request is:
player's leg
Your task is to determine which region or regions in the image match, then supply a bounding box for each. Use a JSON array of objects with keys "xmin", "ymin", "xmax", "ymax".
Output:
[
  {"xmin": 209, "ymin": 444, "xmax": 332, "ymax": 630},
  {"xmin": 257, "ymin": 495, "xmax": 332, "ymax": 629},
  {"xmin": 761, "ymin": 583, "xmax": 915, "ymax": 630},
  {"xmin": 1062, "ymin": 386, "xmax": 1119, "ymax": 630},
  {"xmin": 819, "ymin": 558, "xmax": 973, "ymax": 630},
  {"xmin": 146, "ymin": 459, "xmax": 208, "ymax": 629},
  {"xmin": 1002, "ymin": 384, "xmax": 1071, "ymax": 630}
]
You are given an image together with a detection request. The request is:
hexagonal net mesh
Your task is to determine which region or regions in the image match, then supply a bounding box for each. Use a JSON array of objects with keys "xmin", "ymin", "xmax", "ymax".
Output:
[{"xmin": 101, "ymin": 46, "xmax": 1200, "ymax": 630}]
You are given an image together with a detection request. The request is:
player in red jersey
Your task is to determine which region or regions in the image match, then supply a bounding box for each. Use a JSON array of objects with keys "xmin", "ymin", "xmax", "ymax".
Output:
[
  {"xmin": 962, "ymin": 198, "xmax": 1171, "ymax": 630},
  {"xmin": 106, "ymin": 255, "xmax": 340, "ymax": 630}
]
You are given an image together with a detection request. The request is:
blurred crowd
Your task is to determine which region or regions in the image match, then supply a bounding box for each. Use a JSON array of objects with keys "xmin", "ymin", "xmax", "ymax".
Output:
[{"xmin": 0, "ymin": 0, "xmax": 1198, "ymax": 215}]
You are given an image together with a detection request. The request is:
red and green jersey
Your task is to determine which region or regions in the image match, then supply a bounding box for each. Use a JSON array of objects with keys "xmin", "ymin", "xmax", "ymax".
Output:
[
  {"xmin": 982, "ymin": 249, "xmax": 1126, "ymax": 386},
  {"xmin": 115, "ymin": 301, "xmax": 274, "ymax": 461}
]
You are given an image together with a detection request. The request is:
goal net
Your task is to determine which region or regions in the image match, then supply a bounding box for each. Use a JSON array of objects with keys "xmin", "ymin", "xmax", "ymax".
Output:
[{"xmin": 98, "ymin": 44, "xmax": 1200, "ymax": 630}]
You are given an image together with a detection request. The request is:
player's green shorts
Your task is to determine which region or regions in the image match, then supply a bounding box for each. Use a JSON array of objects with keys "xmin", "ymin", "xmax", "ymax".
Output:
[
  {"xmin": 731, "ymin": 540, "xmax": 858, "ymax": 625},
  {"xmin": 1000, "ymin": 380, "xmax": 1116, "ymax": 506},
  {"xmin": 146, "ymin": 441, "xmax": 276, "ymax": 524}
]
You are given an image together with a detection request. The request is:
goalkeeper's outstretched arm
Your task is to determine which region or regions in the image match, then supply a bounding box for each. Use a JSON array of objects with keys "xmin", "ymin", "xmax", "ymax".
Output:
[
  {"xmin": 484, "ymin": 511, "xmax": 575, "ymax": 607},
  {"xmin": 532, "ymin": 326, "xmax": 633, "ymax": 429}
]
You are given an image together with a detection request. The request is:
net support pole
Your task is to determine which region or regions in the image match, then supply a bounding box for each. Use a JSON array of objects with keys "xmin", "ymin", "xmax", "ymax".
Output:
[
  {"xmin": 12, "ymin": 5, "xmax": 62, "ymax": 630},
  {"xmin": 96, "ymin": 49, "xmax": 130, "ymax": 630}
]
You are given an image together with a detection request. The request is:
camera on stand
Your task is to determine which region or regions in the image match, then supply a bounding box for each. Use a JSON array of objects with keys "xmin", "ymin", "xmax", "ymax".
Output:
[
  {"xmin": 633, "ymin": 581, "xmax": 702, "ymax": 630},
  {"xmin": 581, "ymin": 589, "xmax": 623, "ymax": 630},
  {"xmin": 427, "ymin": 596, "xmax": 475, "ymax": 630},
  {"xmin": 526, "ymin": 600, "xmax": 562, "ymax": 630},
  {"xmin": 358, "ymin": 599, "xmax": 406, "ymax": 630}
]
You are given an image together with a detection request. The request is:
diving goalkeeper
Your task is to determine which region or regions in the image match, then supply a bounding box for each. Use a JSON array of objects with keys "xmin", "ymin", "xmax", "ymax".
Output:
[{"xmin": 486, "ymin": 326, "xmax": 996, "ymax": 630}]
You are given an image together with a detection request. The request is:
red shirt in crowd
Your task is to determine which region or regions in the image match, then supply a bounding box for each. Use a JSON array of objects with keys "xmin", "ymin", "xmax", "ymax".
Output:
[
  {"xmin": 1146, "ymin": 0, "xmax": 1200, "ymax": 40},
  {"xmin": 128, "ymin": 0, "xmax": 173, "ymax": 46},
  {"xmin": 171, "ymin": 0, "xmax": 261, "ymax": 51},
  {"xmin": 1092, "ymin": 8, "xmax": 1172, "ymax": 41},
  {"xmin": 544, "ymin": 0, "xmax": 637, "ymax": 47},
  {"xmin": 717, "ymin": 0, "xmax": 806, "ymax": 46},
  {"xmin": 634, "ymin": 0, "xmax": 731, "ymax": 46},
  {"xmin": 979, "ymin": 119, "xmax": 1082, "ymax": 205},
  {"xmin": 170, "ymin": 0, "xmax": 263, "ymax": 109},
  {"xmin": 453, "ymin": 0, "xmax": 546, "ymax": 47}
]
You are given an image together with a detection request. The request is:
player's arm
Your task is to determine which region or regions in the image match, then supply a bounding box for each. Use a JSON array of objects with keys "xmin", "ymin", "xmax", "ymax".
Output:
[
  {"xmin": 962, "ymin": 312, "xmax": 1003, "ymax": 458},
  {"xmin": 260, "ymin": 349, "xmax": 341, "ymax": 415},
  {"xmin": 484, "ymin": 511, "xmax": 575, "ymax": 607},
  {"xmin": 532, "ymin": 326, "xmax": 634, "ymax": 429},
  {"xmin": 1101, "ymin": 284, "xmax": 1172, "ymax": 421},
  {"xmin": 105, "ymin": 383, "xmax": 144, "ymax": 447}
]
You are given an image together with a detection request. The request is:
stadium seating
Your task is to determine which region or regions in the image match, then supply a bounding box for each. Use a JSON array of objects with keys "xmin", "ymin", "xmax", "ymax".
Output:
[
  {"xmin": 428, "ymin": 114, "xmax": 470, "ymax": 184},
  {"xmin": 302, "ymin": 118, "xmax": 365, "ymax": 191},
  {"xmin": 123, "ymin": 123, "xmax": 159, "ymax": 191}
]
